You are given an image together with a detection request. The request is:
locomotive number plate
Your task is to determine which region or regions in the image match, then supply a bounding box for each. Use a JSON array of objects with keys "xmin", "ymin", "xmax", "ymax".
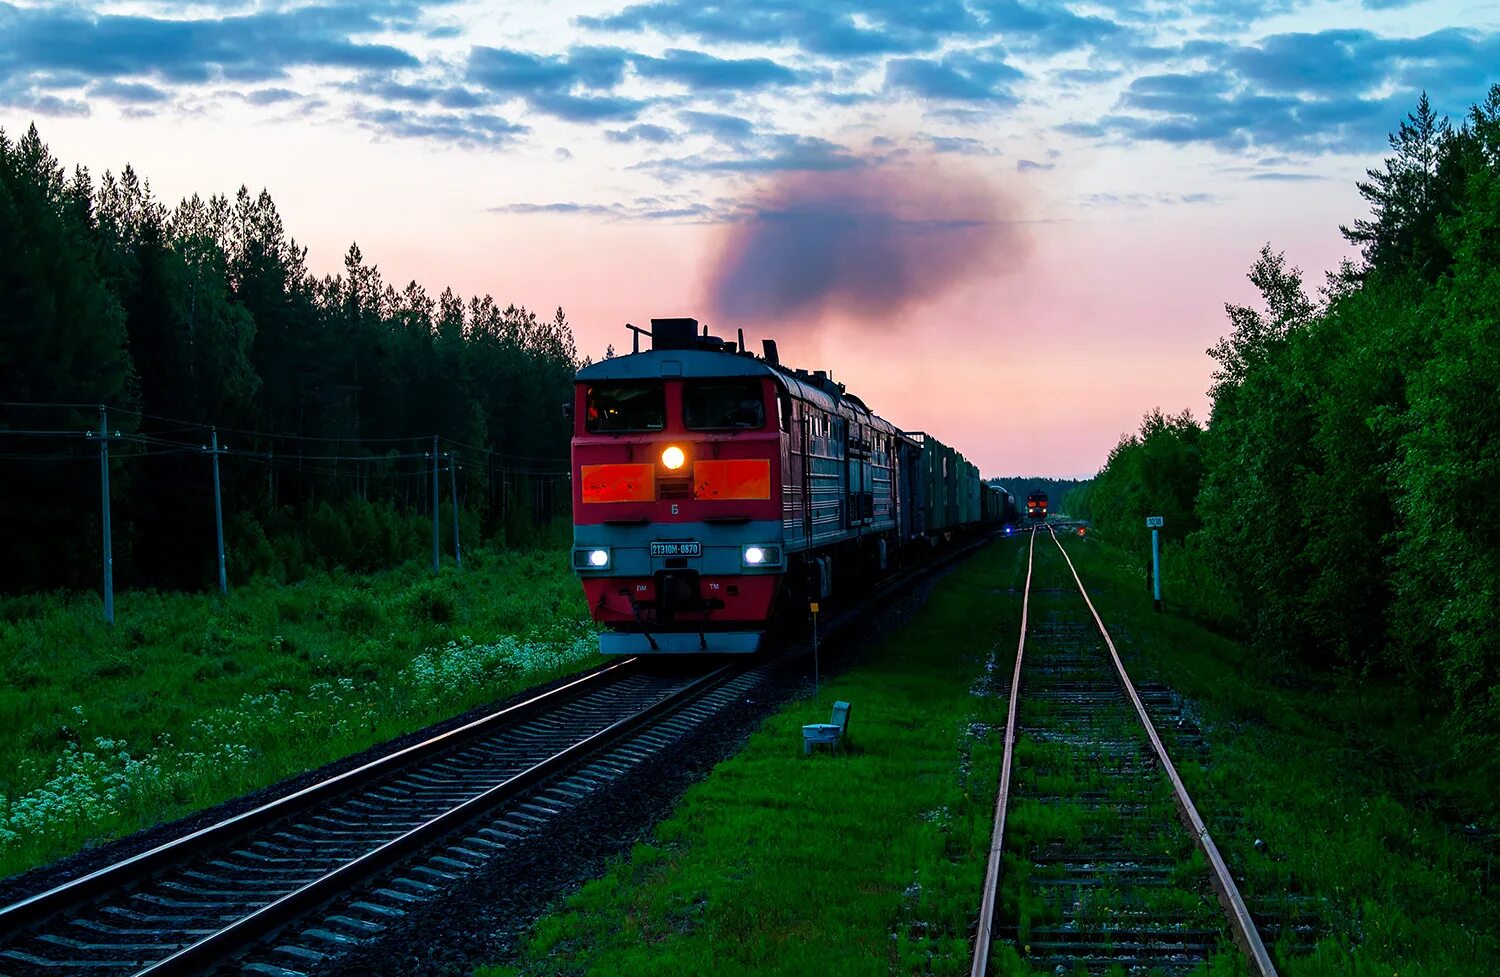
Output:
[{"xmin": 650, "ymin": 541, "xmax": 702, "ymax": 557}]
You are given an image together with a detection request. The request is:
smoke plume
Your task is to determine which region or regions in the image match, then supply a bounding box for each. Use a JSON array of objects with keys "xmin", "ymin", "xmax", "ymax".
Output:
[{"xmin": 708, "ymin": 155, "xmax": 1027, "ymax": 328}]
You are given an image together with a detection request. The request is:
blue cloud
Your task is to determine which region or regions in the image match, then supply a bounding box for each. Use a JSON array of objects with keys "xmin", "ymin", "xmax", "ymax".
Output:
[
  {"xmin": 633, "ymin": 49, "xmax": 804, "ymax": 91},
  {"xmin": 677, "ymin": 110, "xmax": 757, "ymax": 144},
  {"xmin": 88, "ymin": 79, "xmax": 171, "ymax": 103},
  {"xmin": 636, "ymin": 134, "xmax": 861, "ymax": 176},
  {"xmin": 886, "ymin": 50, "xmax": 1021, "ymax": 103},
  {"xmin": 0, "ymin": 82, "xmax": 89, "ymax": 116},
  {"xmin": 350, "ymin": 78, "xmax": 487, "ymax": 109},
  {"xmin": 577, "ymin": 0, "xmax": 979, "ymax": 57},
  {"xmin": 928, "ymin": 135, "xmax": 1001, "ymax": 155},
  {"xmin": 0, "ymin": 1, "xmax": 425, "ymax": 90},
  {"xmin": 972, "ymin": 0, "xmax": 1126, "ymax": 53},
  {"xmin": 243, "ymin": 87, "xmax": 304, "ymax": 106},
  {"xmin": 464, "ymin": 45, "xmax": 646, "ymax": 121},
  {"xmin": 531, "ymin": 91, "xmax": 647, "ymax": 122},
  {"xmin": 1065, "ymin": 28, "xmax": 1500, "ymax": 153},
  {"xmin": 490, "ymin": 198, "xmax": 720, "ymax": 222},
  {"xmin": 607, "ymin": 123, "xmax": 677, "ymax": 143},
  {"xmin": 351, "ymin": 105, "xmax": 527, "ymax": 146},
  {"xmin": 1248, "ymin": 171, "xmax": 1326, "ymax": 181}
]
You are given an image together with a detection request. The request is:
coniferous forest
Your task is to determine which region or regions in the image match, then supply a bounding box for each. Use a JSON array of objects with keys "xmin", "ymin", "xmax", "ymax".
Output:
[
  {"xmin": 1068, "ymin": 88, "xmax": 1500, "ymax": 771},
  {"xmin": 1, "ymin": 124, "xmax": 579, "ymax": 593}
]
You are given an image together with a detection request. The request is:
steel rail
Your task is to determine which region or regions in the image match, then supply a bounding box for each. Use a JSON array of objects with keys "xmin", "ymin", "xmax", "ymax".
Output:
[
  {"xmin": 0, "ymin": 527, "xmax": 1001, "ymax": 975},
  {"xmin": 135, "ymin": 662, "xmax": 735, "ymax": 976},
  {"xmin": 0, "ymin": 656, "xmax": 641, "ymax": 942},
  {"xmin": 969, "ymin": 527, "xmax": 1035, "ymax": 977},
  {"xmin": 1047, "ymin": 526, "xmax": 1279, "ymax": 977}
]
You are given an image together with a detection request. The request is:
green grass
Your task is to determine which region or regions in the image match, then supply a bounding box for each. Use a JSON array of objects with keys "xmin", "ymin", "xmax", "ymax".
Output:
[
  {"xmin": 478, "ymin": 538, "xmax": 1031, "ymax": 977},
  {"xmin": 1052, "ymin": 533, "xmax": 1498, "ymax": 976},
  {"xmin": 0, "ymin": 530, "xmax": 601, "ymax": 880}
]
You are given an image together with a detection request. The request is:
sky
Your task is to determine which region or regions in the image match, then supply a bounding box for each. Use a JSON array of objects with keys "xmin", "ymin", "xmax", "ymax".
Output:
[{"xmin": 2, "ymin": 0, "xmax": 1498, "ymax": 477}]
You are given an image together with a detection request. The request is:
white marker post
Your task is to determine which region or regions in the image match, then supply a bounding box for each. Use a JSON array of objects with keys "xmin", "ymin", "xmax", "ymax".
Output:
[{"xmin": 1145, "ymin": 516, "xmax": 1164, "ymax": 612}]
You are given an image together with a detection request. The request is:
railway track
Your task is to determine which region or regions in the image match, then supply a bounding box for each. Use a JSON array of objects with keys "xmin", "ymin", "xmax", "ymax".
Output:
[
  {"xmin": 0, "ymin": 533, "xmax": 996, "ymax": 977},
  {"xmin": 971, "ymin": 527, "xmax": 1278, "ymax": 977},
  {"xmin": 0, "ymin": 659, "xmax": 742, "ymax": 976}
]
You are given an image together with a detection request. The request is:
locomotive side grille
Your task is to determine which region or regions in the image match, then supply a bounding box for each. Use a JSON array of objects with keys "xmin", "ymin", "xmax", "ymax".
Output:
[{"xmin": 659, "ymin": 477, "xmax": 692, "ymax": 499}]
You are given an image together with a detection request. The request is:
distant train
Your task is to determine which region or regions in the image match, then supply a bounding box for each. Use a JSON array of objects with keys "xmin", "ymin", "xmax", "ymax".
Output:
[
  {"xmin": 571, "ymin": 317, "xmax": 1017, "ymax": 654},
  {"xmin": 1027, "ymin": 492, "xmax": 1049, "ymax": 520}
]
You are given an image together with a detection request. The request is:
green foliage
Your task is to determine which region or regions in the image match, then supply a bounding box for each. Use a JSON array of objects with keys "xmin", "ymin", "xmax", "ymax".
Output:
[
  {"xmin": 1076, "ymin": 86, "xmax": 1500, "ymax": 776},
  {"xmin": 0, "ymin": 126, "xmax": 577, "ymax": 592},
  {"xmin": 0, "ymin": 543, "xmax": 600, "ymax": 878}
]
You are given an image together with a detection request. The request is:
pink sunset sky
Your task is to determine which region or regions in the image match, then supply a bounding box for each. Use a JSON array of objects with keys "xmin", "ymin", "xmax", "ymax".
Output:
[{"xmin": 4, "ymin": 0, "xmax": 1496, "ymax": 477}]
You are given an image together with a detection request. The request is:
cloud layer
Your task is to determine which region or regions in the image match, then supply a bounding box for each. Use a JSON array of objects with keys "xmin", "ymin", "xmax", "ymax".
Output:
[{"xmin": 2, "ymin": 0, "xmax": 1496, "ymax": 197}]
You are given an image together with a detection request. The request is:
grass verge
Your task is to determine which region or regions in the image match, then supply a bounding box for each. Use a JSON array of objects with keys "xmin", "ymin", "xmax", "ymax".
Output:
[
  {"xmin": 1054, "ymin": 533, "xmax": 1497, "ymax": 976},
  {"xmin": 478, "ymin": 538, "xmax": 1029, "ymax": 977},
  {"xmin": 0, "ymin": 534, "xmax": 600, "ymax": 880}
]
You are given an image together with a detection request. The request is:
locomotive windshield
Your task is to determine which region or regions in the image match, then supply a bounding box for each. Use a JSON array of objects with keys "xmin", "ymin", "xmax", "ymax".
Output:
[
  {"xmin": 683, "ymin": 378, "xmax": 766, "ymax": 430},
  {"xmin": 585, "ymin": 382, "xmax": 665, "ymax": 433}
]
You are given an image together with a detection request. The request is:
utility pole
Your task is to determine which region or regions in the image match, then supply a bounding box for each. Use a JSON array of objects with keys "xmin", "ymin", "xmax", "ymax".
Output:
[
  {"xmin": 97, "ymin": 406, "xmax": 114, "ymax": 626},
  {"xmin": 208, "ymin": 428, "xmax": 227, "ymax": 595},
  {"xmin": 447, "ymin": 452, "xmax": 462, "ymax": 569},
  {"xmin": 431, "ymin": 435, "xmax": 440, "ymax": 574}
]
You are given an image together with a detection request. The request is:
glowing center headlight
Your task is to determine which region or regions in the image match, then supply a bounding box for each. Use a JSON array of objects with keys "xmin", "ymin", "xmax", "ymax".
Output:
[
  {"xmin": 661, "ymin": 445, "xmax": 686, "ymax": 470},
  {"xmin": 744, "ymin": 546, "xmax": 766, "ymax": 565},
  {"xmin": 587, "ymin": 549, "xmax": 610, "ymax": 567}
]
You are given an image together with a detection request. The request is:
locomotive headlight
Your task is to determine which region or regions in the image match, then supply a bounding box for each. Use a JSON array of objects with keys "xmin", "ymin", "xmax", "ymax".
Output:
[
  {"xmin": 741, "ymin": 544, "xmax": 781, "ymax": 567},
  {"xmin": 661, "ymin": 445, "xmax": 686, "ymax": 470},
  {"xmin": 575, "ymin": 547, "xmax": 611, "ymax": 569}
]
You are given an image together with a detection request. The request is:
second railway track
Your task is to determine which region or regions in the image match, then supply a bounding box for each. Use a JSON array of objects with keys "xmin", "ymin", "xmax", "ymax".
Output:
[{"xmin": 972, "ymin": 527, "xmax": 1278, "ymax": 977}]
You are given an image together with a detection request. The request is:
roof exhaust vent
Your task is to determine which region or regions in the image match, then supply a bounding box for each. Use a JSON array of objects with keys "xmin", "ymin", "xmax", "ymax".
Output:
[
  {"xmin": 651, "ymin": 317, "xmax": 699, "ymax": 351},
  {"xmin": 762, "ymin": 339, "xmax": 779, "ymax": 365}
]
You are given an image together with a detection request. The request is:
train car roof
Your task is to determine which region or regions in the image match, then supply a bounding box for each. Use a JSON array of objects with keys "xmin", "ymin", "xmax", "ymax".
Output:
[{"xmin": 577, "ymin": 348, "xmax": 903, "ymax": 436}]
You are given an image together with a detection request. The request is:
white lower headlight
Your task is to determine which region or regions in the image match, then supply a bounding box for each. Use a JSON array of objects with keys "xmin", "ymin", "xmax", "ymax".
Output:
[
  {"xmin": 742, "ymin": 544, "xmax": 780, "ymax": 567},
  {"xmin": 585, "ymin": 548, "xmax": 610, "ymax": 568}
]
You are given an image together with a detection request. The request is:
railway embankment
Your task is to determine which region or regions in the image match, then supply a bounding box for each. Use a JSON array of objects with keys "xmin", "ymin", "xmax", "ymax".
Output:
[{"xmin": 0, "ymin": 543, "xmax": 600, "ymax": 884}]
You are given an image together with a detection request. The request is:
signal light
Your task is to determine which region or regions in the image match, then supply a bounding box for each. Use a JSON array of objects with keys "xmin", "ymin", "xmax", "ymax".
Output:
[{"xmin": 661, "ymin": 445, "xmax": 686, "ymax": 470}]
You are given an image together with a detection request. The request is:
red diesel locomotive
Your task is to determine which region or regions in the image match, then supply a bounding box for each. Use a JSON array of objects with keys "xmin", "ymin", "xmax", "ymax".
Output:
[{"xmin": 571, "ymin": 318, "xmax": 1006, "ymax": 654}]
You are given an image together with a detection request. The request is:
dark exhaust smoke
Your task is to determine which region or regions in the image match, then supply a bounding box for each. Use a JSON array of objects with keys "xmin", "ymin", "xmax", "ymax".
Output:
[{"xmin": 707, "ymin": 155, "xmax": 1027, "ymax": 327}]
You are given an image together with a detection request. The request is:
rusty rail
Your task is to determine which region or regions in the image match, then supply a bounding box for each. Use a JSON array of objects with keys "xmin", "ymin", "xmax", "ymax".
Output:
[
  {"xmin": 1047, "ymin": 526, "xmax": 1278, "ymax": 977},
  {"xmin": 969, "ymin": 528, "xmax": 1035, "ymax": 977}
]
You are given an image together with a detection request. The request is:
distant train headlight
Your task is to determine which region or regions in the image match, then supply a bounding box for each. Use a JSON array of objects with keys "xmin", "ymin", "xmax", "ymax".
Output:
[
  {"xmin": 661, "ymin": 445, "xmax": 686, "ymax": 470},
  {"xmin": 575, "ymin": 547, "xmax": 611, "ymax": 569},
  {"xmin": 742, "ymin": 544, "xmax": 781, "ymax": 567}
]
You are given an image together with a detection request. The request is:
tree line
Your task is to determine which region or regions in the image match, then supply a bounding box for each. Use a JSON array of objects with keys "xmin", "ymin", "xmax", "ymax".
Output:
[
  {"xmin": 1, "ymin": 124, "xmax": 579, "ymax": 593},
  {"xmin": 1067, "ymin": 88, "xmax": 1500, "ymax": 768}
]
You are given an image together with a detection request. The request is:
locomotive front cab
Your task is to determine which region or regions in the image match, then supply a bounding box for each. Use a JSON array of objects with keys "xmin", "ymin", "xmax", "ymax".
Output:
[{"xmin": 571, "ymin": 331, "xmax": 785, "ymax": 654}]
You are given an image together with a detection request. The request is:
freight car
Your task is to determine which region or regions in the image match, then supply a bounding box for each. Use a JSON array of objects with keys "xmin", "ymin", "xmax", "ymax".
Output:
[{"xmin": 571, "ymin": 318, "xmax": 1002, "ymax": 654}]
